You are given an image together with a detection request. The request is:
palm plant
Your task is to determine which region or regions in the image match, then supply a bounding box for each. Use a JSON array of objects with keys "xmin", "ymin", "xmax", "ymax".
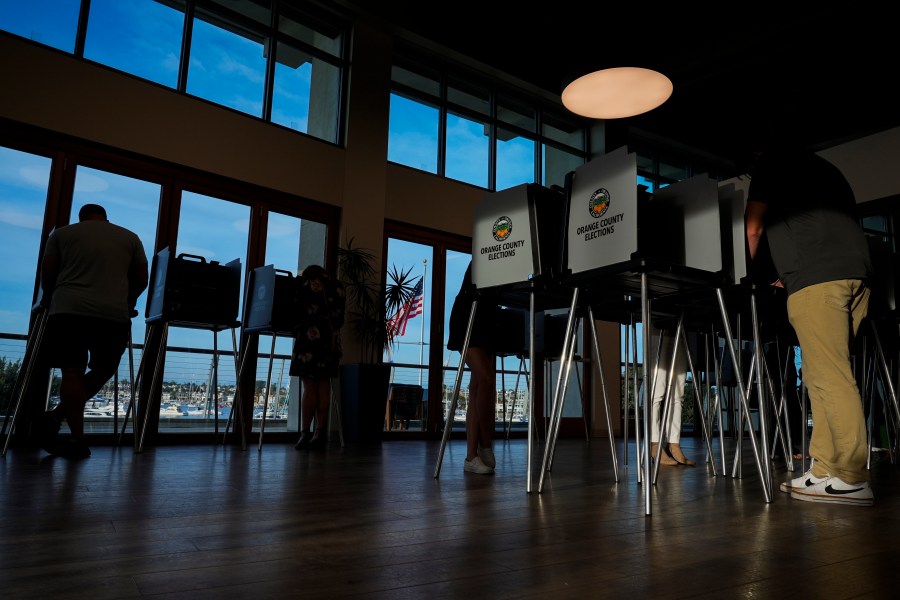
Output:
[{"xmin": 338, "ymin": 238, "xmax": 418, "ymax": 364}]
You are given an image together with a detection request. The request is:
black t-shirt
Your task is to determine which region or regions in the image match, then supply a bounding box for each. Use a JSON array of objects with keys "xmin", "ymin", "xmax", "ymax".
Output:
[{"xmin": 747, "ymin": 148, "xmax": 872, "ymax": 294}]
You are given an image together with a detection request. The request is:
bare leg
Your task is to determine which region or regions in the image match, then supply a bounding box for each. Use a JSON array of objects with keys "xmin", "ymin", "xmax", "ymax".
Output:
[
  {"xmin": 311, "ymin": 378, "xmax": 330, "ymax": 441},
  {"xmin": 293, "ymin": 377, "xmax": 316, "ymax": 449},
  {"xmin": 464, "ymin": 347, "xmax": 495, "ymax": 461},
  {"xmin": 300, "ymin": 377, "xmax": 317, "ymax": 433}
]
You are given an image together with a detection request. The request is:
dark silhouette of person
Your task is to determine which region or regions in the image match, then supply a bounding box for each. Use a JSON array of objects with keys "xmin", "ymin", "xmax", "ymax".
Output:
[
  {"xmin": 36, "ymin": 203, "xmax": 148, "ymax": 457},
  {"xmin": 291, "ymin": 264, "xmax": 346, "ymax": 451}
]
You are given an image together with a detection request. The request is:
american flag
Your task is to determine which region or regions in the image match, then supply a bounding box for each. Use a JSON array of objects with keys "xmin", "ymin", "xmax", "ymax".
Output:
[{"xmin": 387, "ymin": 278, "xmax": 424, "ymax": 337}]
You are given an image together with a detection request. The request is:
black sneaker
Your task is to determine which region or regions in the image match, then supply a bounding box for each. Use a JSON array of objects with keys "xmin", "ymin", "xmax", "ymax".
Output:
[
  {"xmin": 50, "ymin": 438, "xmax": 92, "ymax": 459},
  {"xmin": 35, "ymin": 411, "xmax": 61, "ymax": 453}
]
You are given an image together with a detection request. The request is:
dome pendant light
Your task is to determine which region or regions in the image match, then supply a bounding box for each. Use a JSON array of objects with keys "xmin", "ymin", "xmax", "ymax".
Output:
[{"xmin": 561, "ymin": 67, "xmax": 673, "ymax": 119}]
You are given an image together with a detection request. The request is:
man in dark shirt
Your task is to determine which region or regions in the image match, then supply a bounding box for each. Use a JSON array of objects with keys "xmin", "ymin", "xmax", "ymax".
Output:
[
  {"xmin": 36, "ymin": 203, "xmax": 148, "ymax": 458},
  {"xmin": 745, "ymin": 147, "xmax": 873, "ymax": 506}
]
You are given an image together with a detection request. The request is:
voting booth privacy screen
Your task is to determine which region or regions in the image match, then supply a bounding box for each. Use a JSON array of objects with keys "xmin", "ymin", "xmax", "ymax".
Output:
[
  {"xmin": 245, "ymin": 265, "xmax": 299, "ymax": 334},
  {"xmin": 566, "ymin": 146, "xmax": 724, "ymax": 282},
  {"xmin": 472, "ymin": 183, "xmax": 566, "ymax": 290},
  {"xmin": 566, "ymin": 147, "xmax": 639, "ymax": 277},
  {"xmin": 146, "ymin": 247, "xmax": 241, "ymax": 327},
  {"xmin": 717, "ymin": 176, "xmax": 750, "ymax": 285}
]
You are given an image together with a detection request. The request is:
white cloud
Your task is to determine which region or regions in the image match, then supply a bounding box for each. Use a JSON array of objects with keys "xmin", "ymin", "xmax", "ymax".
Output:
[
  {"xmin": 73, "ymin": 170, "xmax": 111, "ymax": 193},
  {"xmin": 18, "ymin": 165, "xmax": 51, "ymax": 187},
  {"xmin": 0, "ymin": 207, "xmax": 43, "ymax": 230}
]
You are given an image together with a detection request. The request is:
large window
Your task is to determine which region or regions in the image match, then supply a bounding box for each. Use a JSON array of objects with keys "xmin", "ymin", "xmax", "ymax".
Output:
[
  {"xmin": 0, "ymin": 0, "xmax": 80, "ymax": 52},
  {"xmin": 387, "ymin": 92, "xmax": 439, "ymax": 173},
  {"xmin": 0, "ymin": 0, "xmax": 346, "ymax": 145},
  {"xmin": 187, "ymin": 7, "xmax": 267, "ymax": 117},
  {"xmin": 388, "ymin": 57, "xmax": 588, "ymax": 192},
  {"xmin": 0, "ymin": 146, "xmax": 51, "ymax": 336},
  {"xmin": 444, "ymin": 111, "xmax": 489, "ymax": 188},
  {"xmin": 84, "ymin": 0, "xmax": 186, "ymax": 89}
]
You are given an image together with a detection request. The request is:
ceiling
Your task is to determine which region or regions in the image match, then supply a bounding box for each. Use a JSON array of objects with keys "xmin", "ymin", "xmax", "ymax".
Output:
[{"xmin": 353, "ymin": 3, "xmax": 897, "ymax": 162}]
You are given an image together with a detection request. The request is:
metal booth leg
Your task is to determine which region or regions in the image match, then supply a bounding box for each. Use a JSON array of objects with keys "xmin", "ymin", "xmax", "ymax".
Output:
[
  {"xmin": 680, "ymin": 322, "xmax": 717, "ymax": 477},
  {"xmin": 257, "ymin": 334, "xmax": 278, "ymax": 452},
  {"xmin": 537, "ymin": 287, "xmax": 579, "ymax": 493},
  {"xmin": 138, "ymin": 322, "xmax": 169, "ymax": 454},
  {"xmin": 121, "ymin": 322, "xmax": 157, "ymax": 449},
  {"xmin": 434, "ymin": 299, "xmax": 477, "ymax": 478},
  {"xmin": 504, "ymin": 356, "xmax": 528, "ymax": 440},
  {"xmin": 871, "ymin": 323, "xmax": 900, "ymax": 453},
  {"xmin": 715, "ymin": 287, "xmax": 772, "ymax": 502},
  {"xmin": 587, "ymin": 306, "xmax": 620, "ymax": 482},
  {"xmin": 1, "ymin": 308, "xmax": 49, "ymax": 457},
  {"xmin": 114, "ymin": 330, "xmax": 136, "ymax": 445},
  {"xmin": 223, "ymin": 330, "xmax": 253, "ymax": 450},
  {"xmin": 328, "ymin": 376, "xmax": 345, "ymax": 447}
]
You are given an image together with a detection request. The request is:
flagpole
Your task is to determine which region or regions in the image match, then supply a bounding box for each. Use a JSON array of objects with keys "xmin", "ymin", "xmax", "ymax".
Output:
[{"xmin": 418, "ymin": 258, "xmax": 427, "ymax": 386}]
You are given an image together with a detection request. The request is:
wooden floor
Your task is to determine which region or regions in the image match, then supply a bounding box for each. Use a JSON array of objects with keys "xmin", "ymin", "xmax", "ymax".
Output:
[{"xmin": 1, "ymin": 435, "xmax": 898, "ymax": 600}]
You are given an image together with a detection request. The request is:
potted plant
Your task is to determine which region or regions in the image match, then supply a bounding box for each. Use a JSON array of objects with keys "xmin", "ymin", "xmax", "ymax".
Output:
[{"xmin": 337, "ymin": 238, "xmax": 418, "ymax": 443}]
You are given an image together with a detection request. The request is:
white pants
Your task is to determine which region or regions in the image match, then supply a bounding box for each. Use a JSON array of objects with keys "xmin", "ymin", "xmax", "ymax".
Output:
[{"xmin": 642, "ymin": 327, "xmax": 687, "ymax": 444}]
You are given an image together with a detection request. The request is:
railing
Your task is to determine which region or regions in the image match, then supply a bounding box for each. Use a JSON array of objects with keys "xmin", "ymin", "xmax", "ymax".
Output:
[
  {"xmin": 388, "ymin": 360, "xmax": 530, "ymax": 433},
  {"xmin": 0, "ymin": 333, "xmax": 295, "ymax": 435}
]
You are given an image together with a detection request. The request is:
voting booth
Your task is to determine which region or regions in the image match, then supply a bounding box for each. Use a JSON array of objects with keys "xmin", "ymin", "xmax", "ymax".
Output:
[
  {"xmin": 536, "ymin": 147, "xmax": 774, "ymax": 510},
  {"xmin": 565, "ymin": 147, "xmax": 724, "ymax": 299},
  {"xmin": 435, "ymin": 183, "xmax": 570, "ymax": 490},
  {"xmin": 471, "ymin": 182, "xmax": 568, "ymax": 301},
  {"xmin": 137, "ymin": 247, "xmax": 244, "ymax": 453},
  {"xmin": 146, "ymin": 247, "xmax": 241, "ymax": 327},
  {"xmin": 240, "ymin": 265, "xmax": 317, "ymax": 451}
]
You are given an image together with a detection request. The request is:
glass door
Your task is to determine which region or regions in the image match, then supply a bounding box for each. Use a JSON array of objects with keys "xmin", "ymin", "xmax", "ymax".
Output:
[
  {"xmin": 251, "ymin": 212, "xmax": 328, "ymax": 433},
  {"xmin": 442, "ymin": 249, "xmax": 532, "ymax": 435},
  {"xmin": 384, "ymin": 237, "xmax": 433, "ymax": 432},
  {"xmin": 156, "ymin": 190, "xmax": 249, "ymax": 434}
]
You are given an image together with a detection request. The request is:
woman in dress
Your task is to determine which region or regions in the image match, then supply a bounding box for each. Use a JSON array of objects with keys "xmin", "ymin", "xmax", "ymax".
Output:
[{"xmin": 291, "ymin": 264, "xmax": 346, "ymax": 451}]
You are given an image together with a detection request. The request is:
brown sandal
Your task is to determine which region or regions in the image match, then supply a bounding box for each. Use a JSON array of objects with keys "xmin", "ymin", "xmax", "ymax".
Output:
[
  {"xmin": 650, "ymin": 443, "xmax": 678, "ymax": 466},
  {"xmin": 667, "ymin": 443, "xmax": 696, "ymax": 466}
]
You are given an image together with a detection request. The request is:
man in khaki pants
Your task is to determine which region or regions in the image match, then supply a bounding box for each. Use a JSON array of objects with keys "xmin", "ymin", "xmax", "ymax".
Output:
[{"xmin": 745, "ymin": 145, "xmax": 873, "ymax": 506}]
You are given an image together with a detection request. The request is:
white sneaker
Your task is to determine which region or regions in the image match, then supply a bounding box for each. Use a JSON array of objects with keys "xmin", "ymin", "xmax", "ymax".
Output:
[
  {"xmin": 464, "ymin": 456, "xmax": 494, "ymax": 475},
  {"xmin": 790, "ymin": 476, "xmax": 874, "ymax": 506},
  {"xmin": 478, "ymin": 446, "xmax": 496, "ymax": 469},
  {"xmin": 779, "ymin": 468, "xmax": 828, "ymax": 493}
]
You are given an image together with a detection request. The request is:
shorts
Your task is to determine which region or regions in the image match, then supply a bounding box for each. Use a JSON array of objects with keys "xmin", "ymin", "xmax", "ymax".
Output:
[{"xmin": 43, "ymin": 314, "xmax": 130, "ymax": 376}]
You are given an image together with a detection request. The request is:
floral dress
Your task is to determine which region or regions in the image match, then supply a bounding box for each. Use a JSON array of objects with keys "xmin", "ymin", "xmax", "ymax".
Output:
[{"xmin": 289, "ymin": 272, "xmax": 346, "ymax": 379}]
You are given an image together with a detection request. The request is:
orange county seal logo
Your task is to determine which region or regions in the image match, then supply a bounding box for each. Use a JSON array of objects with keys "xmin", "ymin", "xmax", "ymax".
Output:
[
  {"xmin": 492, "ymin": 216, "xmax": 512, "ymax": 241},
  {"xmin": 589, "ymin": 188, "xmax": 610, "ymax": 218}
]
